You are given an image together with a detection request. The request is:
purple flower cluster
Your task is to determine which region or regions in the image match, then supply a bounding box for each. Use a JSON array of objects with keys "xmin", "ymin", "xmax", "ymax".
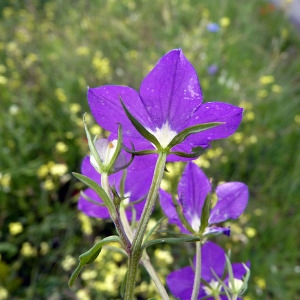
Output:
[
  {"xmin": 167, "ymin": 241, "xmax": 249, "ymax": 299},
  {"xmin": 76, "ymin": 49, "xmax": 249, "ymax": 299}
]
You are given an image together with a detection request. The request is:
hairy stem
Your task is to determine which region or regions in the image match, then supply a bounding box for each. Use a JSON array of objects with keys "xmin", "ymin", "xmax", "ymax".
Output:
[
  {"xmin": 191, "ymin": 241, "xmax": 202, "ymax": 300},
  {"xmin": 124, "ymin": 151, "xmax": 167, "ymax": 300}
]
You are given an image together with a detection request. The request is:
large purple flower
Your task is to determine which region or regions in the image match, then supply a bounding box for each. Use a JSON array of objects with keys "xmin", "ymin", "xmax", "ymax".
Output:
[
  {"xmin": 88, "ymin": 49, "xmax": 243, "ymax": 162},
  {"xmin": 159, "ymin": 162, "xmax": 248, "ymax": 235},
  {"xmin": 78, "ymin": 156, "xmax": 154, "ymax": 221},
  {"xmin": 167, "ymin": 241, "xmax": 249, "ymax": 300}
]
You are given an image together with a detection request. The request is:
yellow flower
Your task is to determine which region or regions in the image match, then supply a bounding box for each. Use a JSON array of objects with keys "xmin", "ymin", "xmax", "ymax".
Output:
[
  {"xmin": 55, "ymin": 142, "xmax": 68, "ymax": 153},
  {"xmin": 9, "ymin": 222, "xmax": 23, "ymax": 235},
  {"xmin": 90, "ymin": 124, "xmax": 102, "ymax": 135},
  {"xmin": 40, "ymin": 242, "xmax": 49, "ymax": 255},
  {"xmin": 75, "ymin": 46, "xmax": 90, "ymax": 56},
  {"xmin": 219, "ymin": 17, "xmax": 230, "ymax": 27},
  {"xmin": 0, "ymin": 76, "xmax": 7, "ymax": 85},
  {"xmin": 55, "ymin": 88, "xmax": 67, "ymax": 102},
  {"xmin": 61, "ymin": 254, "xmax": 76, "ymax": 271},
  {"xmin": 254, "ymin": 276, "xmax": 266, "ymax": 289},
  {"xmin": 0, "ymin": 173, "xmax": 11, "ymax": 189},
  {"xmin": 70, "ymin": 103, "xmax": 81, "ymax": 114},
  {"xmin": 20, "ymin": 242, "xmax": 37, "ymax": 257},
  {"xmin": 37, "ymin": 165, "xmax": 49, "ymax": 178},
  {"xmin": 259, "ymin": 75, "xmax": 274, "ymax": 85},
  {"xmin": 245, "ymin": 227, "xmax": 257, "ymax": 238},
  {"xmin": 78, "ymin": 213, "xmax": 93, "ymax": 235},
  {"xmin": 271, "ymin": 84, "xmax": 282, "ymax": 93},
  {"xmin": 49, "ymin": 163, "xmax": 68, "ymax": 176},
  {"xmin": 43, "ymin": 179, "xmax": 55, "ymax": 191},
  {"xmin": 76, "ymin": 289, "xmax": 90, "ymax": 300},
  {"xmin": 0, "ymin": 286, "xmax": 8, "ymax": 300},
  {"xmin": 294, "ymin": 115, "xmax": 300, "ymax": 124},
  {"xmin": 257, "ymin": 89, "xmax": 268, "ymax": 98}
]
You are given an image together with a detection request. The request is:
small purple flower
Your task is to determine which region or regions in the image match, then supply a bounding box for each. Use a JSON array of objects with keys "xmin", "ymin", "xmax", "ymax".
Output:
[
  {"xmin": 206, "ymin": 23, "xmax": 220, "ymax": 32},
  {"xmin": 159, "ymin": 162, "xmax": 248, "ymax": 235},
  {"xmin": 167, "ymin": 241, "xmax": 249, "ymax": 300},
  {"xmin": 88, "ymin": 49, "xmax": 243, "ymax": 163},
  {"xmin": 78, "ymin": 156, "xmax": 154, "ymax": 221},
  {"xmin": 207, "ymin": 64, "xmax": 219, "ymax": 75}
]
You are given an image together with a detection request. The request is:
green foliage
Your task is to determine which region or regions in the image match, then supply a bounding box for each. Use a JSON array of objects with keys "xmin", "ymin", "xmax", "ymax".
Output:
[{"xmin": 1, "ymin": 0, "xmax": 300, "ymax": 299}]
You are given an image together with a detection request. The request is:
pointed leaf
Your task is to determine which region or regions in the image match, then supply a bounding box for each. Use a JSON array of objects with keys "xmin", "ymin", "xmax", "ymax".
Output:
[
  {"xmin": 106, "ymin": 124, "xmax": 123, "ymax": 172},
  {"xmin": 83, "ymin": 113, "xmax": 104, "ymax": 172},
  {"xmin": 199, "ymin": 195, "xmax": 211, "ymax": 234},
  {"xmin": 120, "ymin": 98, "xmax": 162, "ymax": 150},
  {"xmin": 142, "ymin": 236, "xmax": 200, "ymax": 250},
  {"xmin": 72, "ymin": 172, "xmax": 114, "ymax": 212},
  {"xmin": 167, "ymin": 122, "xmax": 222, "ymax": 150},
  {"xmin": 69, "ymin": 235, "xmax": 122, "ymax": 287}
]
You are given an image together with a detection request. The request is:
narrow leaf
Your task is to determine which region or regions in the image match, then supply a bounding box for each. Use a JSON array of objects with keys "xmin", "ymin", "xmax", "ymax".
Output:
[
  {"xmin": 167, "ymin": 122, "xmax": 222, "ymax": 150},
  {"xmin": 72, "ymin": 172, "xmax": 114, "ymax": 212},
  {"xmin": 120, "ymin": 98, "xmax": 162, "ymax": 150},
  {"xmin": 199, "ymin": 195, "xmax": 211, "ymax": 234},
  {"xmin": 142, "ymin": 236, "xmax": 200, "ymax": 250},
  {"xmin": 69, "ymin": 235, "xmax": 122, "ymax": 287}
]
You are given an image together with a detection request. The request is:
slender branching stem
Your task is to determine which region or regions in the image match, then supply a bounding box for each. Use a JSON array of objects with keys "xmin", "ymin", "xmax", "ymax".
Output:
[{"xmin": 191, "ymin": 241, "xmax": 202, "ymax": 300}]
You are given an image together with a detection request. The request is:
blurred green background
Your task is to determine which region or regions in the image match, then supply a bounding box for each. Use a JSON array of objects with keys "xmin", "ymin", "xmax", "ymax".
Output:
[{"xmin": 1, "ymin": 0, "xmax": 299, "ymax": 299}]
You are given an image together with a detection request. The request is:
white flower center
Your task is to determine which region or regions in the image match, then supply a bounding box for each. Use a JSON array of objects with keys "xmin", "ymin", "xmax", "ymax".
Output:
[
  {"xmin": 191, "ymin": 215, "xmax": 201, "ymax": 232},
  {"xmin": 203, "ymin": 279, "xmax": 221, "ymax": 296},
  {"xmin": 90, "ymin": 139, "xmax": 123, "ymax": 171},
  {"xmin": 229, "ymin": 278, "xmax": 244, "ymax": 292},
  {"xmin": 147, "ymin": 122, "xmax": 177, "ymax": 148}
]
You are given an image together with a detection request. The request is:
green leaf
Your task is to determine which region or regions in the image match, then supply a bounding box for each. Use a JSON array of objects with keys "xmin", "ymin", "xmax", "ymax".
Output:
[
  {"xmin": 69, "ymin": 235, "xmax": 122, "ymax": 287},
  {"xmin": 142, "ymin": 236, "xmax": 200, "ymax": 250},
  {"xmin": 106, "ymin": 124, "xmax": 123, "ymax": 172},
  {"xmin": 143, "ymin": 217, "xmax": 166, "ymax": 243},
  {"xmin": 166, "ymin": 122, "xmax": 222, "ymax": 151},
  {"xmin": 120, "ymin": 98, "xmax": 162, "ymax": 150},
  {"xmin": 199, "ymin": 195, "xmax": 211, "ymax": 234},
  {"xmin": 72, "ymin": 172, "xmax": 114, "ymax": 212},
  {"xmin": 83, "ymin": 113, "xmax": 104, "ymax": 172}
]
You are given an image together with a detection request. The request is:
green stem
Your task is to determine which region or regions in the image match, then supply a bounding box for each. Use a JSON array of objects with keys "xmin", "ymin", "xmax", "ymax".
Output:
[
  {"xmin": 119, "ymin": 205, "xmax": 169, "ymax": 299},
  {"xmin": 124, "ymin": 151, "xmax": 167, "ymax": 300},
  {"xmin": 191, "ymin": 241, "xmax": 202, "ymax": 300},
  {"xmin": 101, "ymin": 173, "xmax": 131, "ymax": 254}
]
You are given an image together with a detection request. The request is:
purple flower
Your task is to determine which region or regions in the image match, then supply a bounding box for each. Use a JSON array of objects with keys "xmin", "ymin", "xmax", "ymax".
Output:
[
  {"xmin": 87, "ymin": 49, "xmax": 243, "ymax": 163},
  {"xmin": 159, "ymin": 162, "xmax": 248, "ymax": 235},
  {"xmin": 207, "ymin": 64, "xmax": 219, "ymax": 75},
  {"xmin": 78, "ymin": 156, "xmax": 154, "ymax": 221},
  {"xmin": 206, "ymin": 23, "xmax": 220, "ymax": 32},
  {"xmin": 167, "ymin": 241, "xmax": 249, "ymax": 300}
]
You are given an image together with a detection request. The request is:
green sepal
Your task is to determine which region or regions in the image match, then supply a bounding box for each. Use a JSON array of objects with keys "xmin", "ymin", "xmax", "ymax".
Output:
[
  {"xmin": 143, "ymin": 217, "xmax": 166, "ymax": 243},
  {"xmin": 68, "ymin": 235, "xmax": 122, "ymax": 287},
  {"xmin": 166, "ymin": 122, "xmax": 223, "ymax": 151},
  {"xmin": 120, "ymin": 98, "xmax": 162, "ymax": 150},
  {"xmin": 72, "ymin": 172, "xmax": 114, "ymax": 212},
  {"xmin": 199, "ymin": 195, "xmax": 211, "ymax": 235},
  {"xmin": 105, "ymin": 124, "xmax": 123, "ymax": 173},
  {"xmin": 83, "ymin": 113, "xmax": 104, "ymax": 172},
  {"xmin": 170, "ymin": 146, "xmax": 208, "ymax": 158},
  {"xmin": 142, "ymin": 236, "xmax": 200, "ymax": 250},
  {"xmin": 171, "ymin": 196, "xmax": 195, "ymax": 233}
]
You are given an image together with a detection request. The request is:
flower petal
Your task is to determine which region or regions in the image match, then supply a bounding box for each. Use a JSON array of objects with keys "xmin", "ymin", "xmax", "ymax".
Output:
[
  {"xmin": 184, "ymin": 102, "xmax": 243, "ymax": 147},
  {"xmin": 166, "ymin": 266, "xmax": 194, "ymax": 300},
  {"xmin": 209, "ymin": 182, "xmax": 248, "ymax": 224},
  {"xmin": 159, "ymin": 189, "xmax": 188, "ymax": 233},
  {"xmin": 199, "ymin": 242, "xmax": 226, "ymax": 280},
  {"xmin": 178, "ymin": 162, "xmax": 211, "ymax": 232},
  {"xmin": 77, "ymin": 156, "xmax": 152, "ymax": 221},
  {"xmin": 88, "ymin": 86, "xmax": 151, "ymax": 140},
  {"xmin": 140, "ymin": 49, "xmax": 203, "ymax": 132}
]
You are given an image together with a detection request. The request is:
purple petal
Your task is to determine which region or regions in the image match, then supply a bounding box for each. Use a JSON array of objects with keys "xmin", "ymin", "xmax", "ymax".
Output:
[
  {"xmin": 209, "ymin": 182, "xmax": 248, "ymax": 224},
  {"xmin": 178, "ymin": 162, "xmax": 211, "ymax": 232},
  {"xmin": 88, "ymin": 86, "xmax": 150, "ymax": 140},
  {"xmin": 198, "ymin": 242, "xmax": 226, "ymax": 281},
  {"xmin": 159, "ymin": 189, "xmax": 188, "ymax": 233},
  {"xmin": 184, "ymin": 102, "xmax": 243, "ymax": 148},
  {"xmin": 140, "ymin": 49, "xmax": 203, "ymax": 132},
  {"xmin": 78, "ymin": 187, "xmax": 110, "ymax": 218},
  {"xmin": 166, "ymin": 266, "xmax": 194, "ymax": 300},
  {"xmin": 77, "ymin": 156, "xmax": 152, "ymax": 221},
  {"xmin": 231, "ymin": 261, "xmax": 250, "ymax": 280},
  {"xmin": 204, "ymin": 226, "xmax": 231, "ymax": 236}
]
